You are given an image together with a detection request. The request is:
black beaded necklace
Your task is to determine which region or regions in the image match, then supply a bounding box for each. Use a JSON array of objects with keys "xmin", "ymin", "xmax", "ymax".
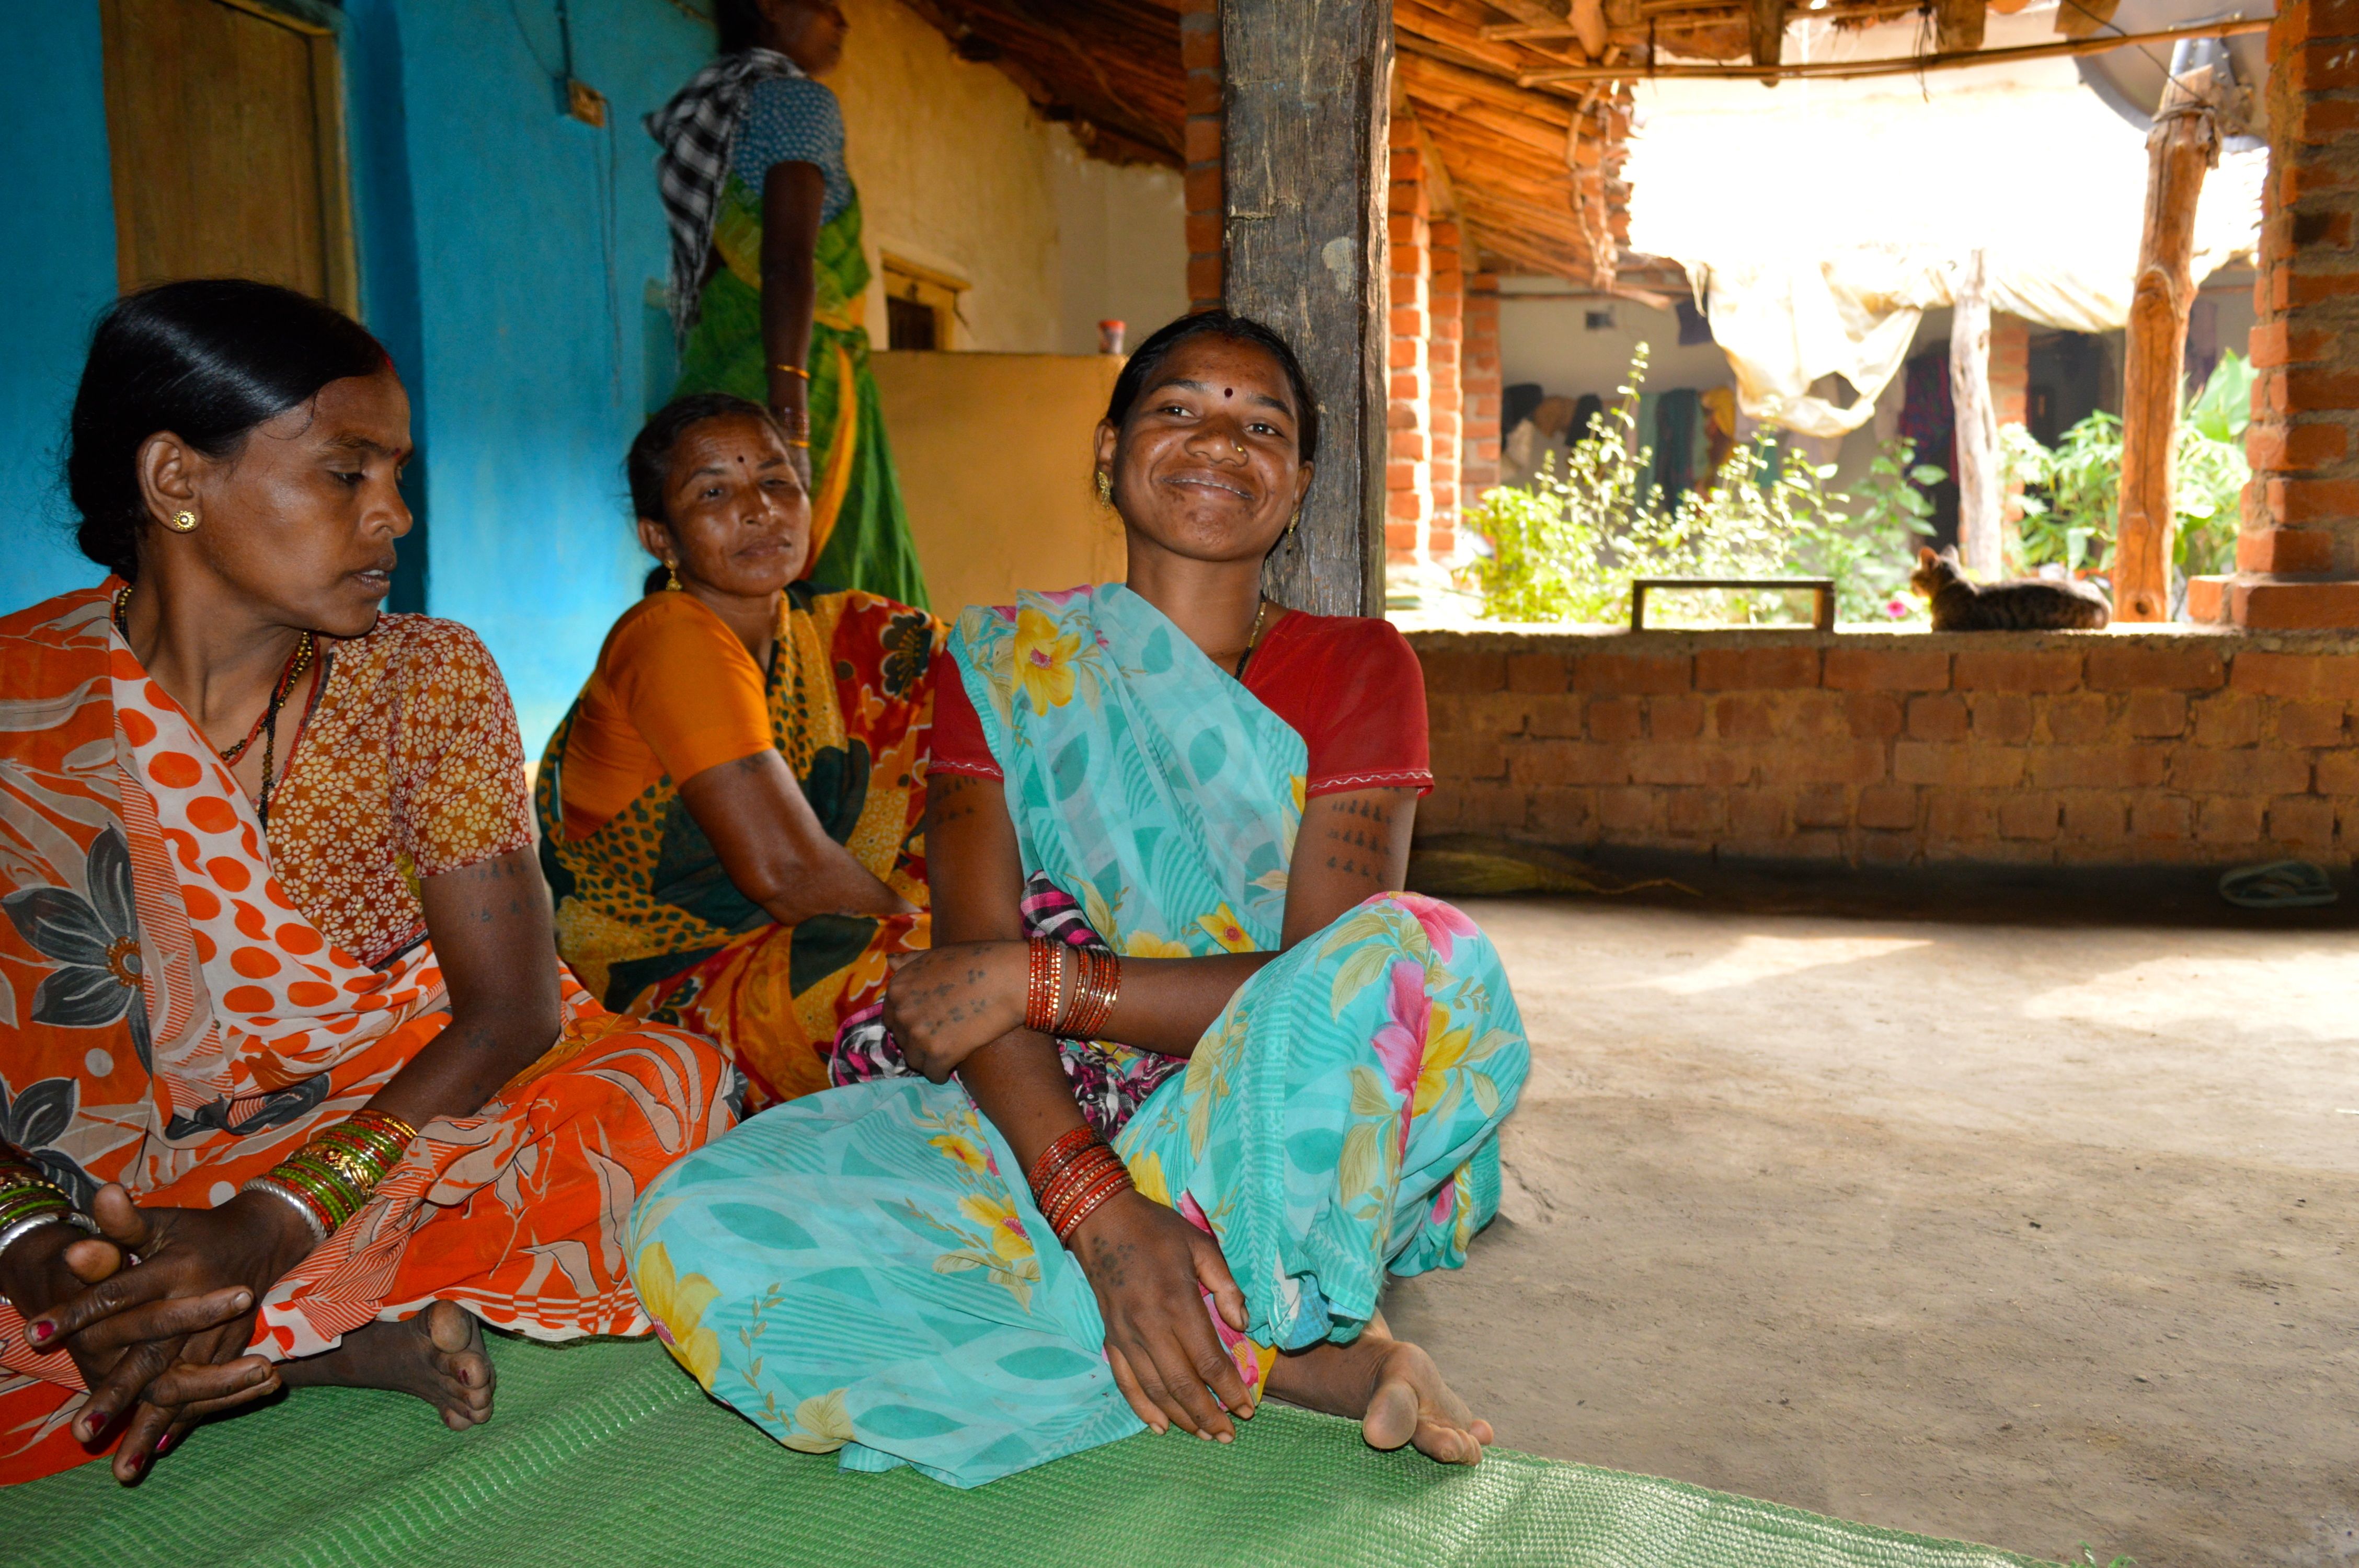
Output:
[{"xmin": 112, "ymin": 583, "xmax": 315, "ymax": 826}]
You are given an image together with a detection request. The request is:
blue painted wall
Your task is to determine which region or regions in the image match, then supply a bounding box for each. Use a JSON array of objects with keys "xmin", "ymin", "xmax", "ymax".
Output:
[
  {"xmin": 0, "ymin": 0, "xmax": 711, "ymax": 756},
  {"xmin": 0, "ymin": 4, "xmax": 119, "ymax": 611}
]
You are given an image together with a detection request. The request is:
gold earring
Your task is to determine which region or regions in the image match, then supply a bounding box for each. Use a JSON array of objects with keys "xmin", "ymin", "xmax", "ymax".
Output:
[
  {"xmin": 665, "ymin": 561, "xmax": 683, "ymax": 592},
  {"xmin": 1287, "ymin": 509, "xmax": 1300, "ymax": 538},
  {"xmin": 167, "ymin": 510, "xmax": 198, "ymax": 533},
  {"xmin": 1095, "ymin": 471, "xmax": 1113, "ymax": 507}
]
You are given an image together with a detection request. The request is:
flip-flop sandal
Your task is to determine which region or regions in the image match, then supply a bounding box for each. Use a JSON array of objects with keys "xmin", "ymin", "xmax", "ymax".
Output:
[{"xmin": 2219, "ymin": 859, "xmax": 2340, "ymax": 909}]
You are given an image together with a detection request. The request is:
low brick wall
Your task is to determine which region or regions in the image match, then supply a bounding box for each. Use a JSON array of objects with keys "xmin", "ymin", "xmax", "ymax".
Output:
[{"xmin": 1409, "ymin": 627, "xmax": 2359, "ymax": 867}]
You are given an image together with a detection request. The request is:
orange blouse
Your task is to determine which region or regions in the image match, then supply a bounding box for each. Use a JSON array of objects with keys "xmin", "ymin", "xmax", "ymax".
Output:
[
  {"xmin": 556, "ymin": 591, "xmax": 777, "ymax": 839},
  {"xmin": 267, "ymin": 614, "xmax": 535, "ymax": 968}
]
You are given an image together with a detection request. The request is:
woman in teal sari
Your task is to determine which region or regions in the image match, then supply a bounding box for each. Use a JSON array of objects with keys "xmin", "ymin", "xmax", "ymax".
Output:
[
  {"xmin": 629, "ymin": 313, "xmax": 1526, "ymax": 1485},
  {"xmin": 646, "ymin": 0, "xmax": 927, "ymax": 606}
]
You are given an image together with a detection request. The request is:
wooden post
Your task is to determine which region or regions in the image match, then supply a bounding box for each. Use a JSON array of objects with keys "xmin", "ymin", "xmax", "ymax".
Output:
[
  {"xmin": 1934, "ymin": 0, "xmax": 1986, "ymax": 54},
  {"xmin": 1950, "ymin": 248, "xmax": 2002, "ymax": 579},
  {"xmin": 2114, "ymin": 65, "xmax": 2221, "ymax": 621},
  {"xmin": 1750, "ymin": 0, "xmax": 1787, "ymax": 71},
  {"xmin": 1224, "ymin": 0, "xmax": 1393, "ymax": 616}
]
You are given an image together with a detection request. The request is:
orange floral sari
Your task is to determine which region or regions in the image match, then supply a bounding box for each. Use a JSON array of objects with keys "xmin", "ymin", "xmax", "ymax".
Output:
[{"xmin": 0, "ymin": 585, "xmax": 735, "ymax": 1483}]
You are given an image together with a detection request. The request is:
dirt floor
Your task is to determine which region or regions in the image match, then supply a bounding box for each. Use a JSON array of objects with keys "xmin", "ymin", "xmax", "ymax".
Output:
[{"xmin": 1381, "ymin": 868, "xmax": 2358, "ymax": 1568}]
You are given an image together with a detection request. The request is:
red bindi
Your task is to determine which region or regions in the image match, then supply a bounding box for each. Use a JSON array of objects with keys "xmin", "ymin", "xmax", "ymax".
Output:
[{"xmin": 1223, "ymin": 388, "xmax": 1234, "ymax": 397}]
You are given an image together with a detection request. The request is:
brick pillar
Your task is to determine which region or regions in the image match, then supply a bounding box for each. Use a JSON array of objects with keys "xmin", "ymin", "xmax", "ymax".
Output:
[
  {"xmin": 1386, "ymin": 130, "xmax": 1433, "ymax": 573},
  {"xmin": 1462, "ymin": 271, "xmax": 1501, "ymax": 514},
  {"xmin": 2189, "ymin": 0, "xmax": 2359, "ymax": 627},
  {"xmin": 1427, "ymin": 220, "xmax": 1464, "ymax": 563},
  {"xmin": 1990, "ymin": 311, "xmax": 2030, "ymax": 526},
  {"xmin": 1179, "ymin": 0, "xmax": 1222, "ymax": 313}
]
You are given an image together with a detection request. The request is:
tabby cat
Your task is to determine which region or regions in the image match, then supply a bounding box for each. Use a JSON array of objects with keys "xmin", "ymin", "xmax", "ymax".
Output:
[{"xmin": 1910, "ymin": 546, "xmax": 2111, "ymax": 630}]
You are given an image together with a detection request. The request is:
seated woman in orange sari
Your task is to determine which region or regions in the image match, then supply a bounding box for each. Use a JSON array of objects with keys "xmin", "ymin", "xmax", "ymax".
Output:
[
  {"xmin": 0, "ymin": 281, "xmax": 734, "ymax": 1486},
  {"xmin": 535, "ymin": 394, "xmax": 936, "ymax": 1112}
]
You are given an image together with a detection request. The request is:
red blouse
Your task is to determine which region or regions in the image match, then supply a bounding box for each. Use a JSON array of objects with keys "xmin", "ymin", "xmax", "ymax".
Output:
[{"xmin": 929, "ymin": 609, "xmax": 1433, "ymax": 798}]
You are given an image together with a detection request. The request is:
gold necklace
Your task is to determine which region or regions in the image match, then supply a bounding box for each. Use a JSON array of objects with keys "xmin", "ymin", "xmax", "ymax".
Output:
[{"xmin": 1232, "ymin": 597, "xmax": 1273, "ymax": 680}]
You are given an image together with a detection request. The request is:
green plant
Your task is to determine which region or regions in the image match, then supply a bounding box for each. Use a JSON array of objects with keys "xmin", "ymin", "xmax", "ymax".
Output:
[
  {"xmin": 1464, "ymin": 349, "xmax": 1941, "ymax": 627},
  {"xmin": 1998, "ymin": 350, "xmax": 2251, "ymax": 580}
]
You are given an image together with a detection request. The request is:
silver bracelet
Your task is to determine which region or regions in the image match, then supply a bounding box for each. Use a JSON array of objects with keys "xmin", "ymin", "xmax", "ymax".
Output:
[
  {"xmin": 0, "ymin": 1208, "xmax": 99, "ymax": 1268},
  {"xmin": 241, "ymin": 1177, "xmax": 329, "ymax": 1247}
]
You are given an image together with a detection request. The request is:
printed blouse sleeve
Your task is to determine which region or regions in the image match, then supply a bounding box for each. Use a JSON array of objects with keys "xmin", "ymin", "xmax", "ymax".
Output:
[
  {"xmin": 392, "ymin": 624, "xmax": 536, "ymax": 878},
  {"xmin": 732, "ymin": 77, "xmax": 846, "ymax": 183},
  {"xmin": 925, "ymin": 645, "xmax": 1003, "ymax": 781},
  {"xmin": 1300, "ymin": 620, "xmax": 1434, "ymax": 798},
  {"xmin": 603, "ymin": 596, "xmax": 774, "ymax": 786}
]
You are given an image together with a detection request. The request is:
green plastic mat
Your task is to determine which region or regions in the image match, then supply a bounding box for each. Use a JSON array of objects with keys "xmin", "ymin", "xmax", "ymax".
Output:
[{"xmin": 0, "ymin": 1335, "xmax": 2048, "ymax": 1568}]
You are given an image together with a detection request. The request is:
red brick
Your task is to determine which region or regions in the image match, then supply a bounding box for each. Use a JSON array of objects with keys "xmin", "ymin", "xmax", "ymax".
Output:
[
  {"xmin": 2230, "ymin": 581, "xmax": 2359, "ymax": 630},
  {"xmin": 1907, "ymin": 694, "xmax": 1969, "ymax": 742},
  {"xmin": 1183, "ymin": 116, "xmax": 1221, "ymax": 165},
  {"xmin": 1185, "ymin": 252, "xmax": 1223, "ymax": 306},
  {"xmin": 1969, "ymin": 691, "xmax": 2034, "ymax": 743},
  {"xmin": 1893, "ymin": 742, "xmax": 2025, "ymax": 789},
  {"xmin": 2126, "ymin": 690, "xmax": 2188, "ymax": 737},
  {"xmin": 2195, "ymin": 797, "xmax": 2265, "ymax": 845},
  {"xmin": 1510, "ymin": 741, "xmax": 1628, "ymax": 788},
  {"xmin": 2268, "ymin": 477, "xmax": 2359, "ymax": 523},
  {"xmin": 2278, "ymin": 364, "xmax": 2359, "ymax": 413},
  {"xmin": 2230, "ymin": 651, "xmax": 2359, "ymax": 698},
  {"xmin": 1524, "ymin": 695, "xmax": 1585, "ymax": 740},
  {"xmin": 1694, "ymin": 645, "xmax": 1823, "ymax": 691},
  {"xmin": 2192, "ymin": 693, "xmax": 2264, "ymax": 747},
  {"xmin": 1505, "ymin": 652, "xmax": 1566, "ymax": 693},
  {"xmin": 2270, "ymin": 795, "xmax": 2338, "ymax": 850},
  {"xmin": 1998, "ymin": 793, "xmax": 2062, "ymax": 840},
  {"xmin": 1712, "ymin": 695, "xmax": 1779, "ymax": 740},
  {"xmin": 2249, "ymin": 317, "xmax": 2291, "ymax": 368},
  {"xmin": 1184, "ymin": 210, "xmax": 1223, "ymax": 256},
  {"xmin": 1846, "ymin": 693, "xmax": 1904, "ymax": 739},
  {"xmin": 2281, "ymin": 699, "xmax": 2350, "ymax": 746},
  {"xmin": 1927, "ymin": 793, "xmax": 1995, "ymax": 842},
  {"xmin": 2168, "ymin": 746, "xmax": 2314, "ymax": 795},
  {"xmin": 1585, "ymin": 697, "xmax": 1643, "ymax": 743},
  {"xmin": 1649, "ymin": 695, "xmax": 1705, "ymax": 739},
  {"xmin": 1452, "ymin": 784, "xmax": 1530, "ymax": 835},
  {"xmin": 2062, "ymin": 794, "xmax": 2129, "ymax": 843},
  {"xmin": 1778, "ymin": 740, "xmax": 1886, "ymax": 786},
  {"xmin": 2129, "ymin": 792, "xmax": 2192, "ymax": 841},
  {"xmin": 2318, "ymin": 750, "xmax": 2359, "ymax": 793},
  {"xmin": 2237, "ymin": 526, "xmax": 2338, "ymax": 573},
  {"xmin": 1856, "ymin": 784, "xmax": 1919, "ymax": 831},
  {"xmin": 1415, "ymin": 647, "xmax": 1507, "ymax": 694},
  {"xmin": 1526, "ymin": 787, "xmax": 1595, "ymax": 839},
  {"xmin": 1823, "ymin": 647, "xmax": 1951, "ymax": 691},
  {"xmin": 2084, "ymin": 644, "xmax": 2228, "ymax": 691},
  {"xmin": 1793, "ymin": 784, "xmax": 1848, "ymax": 829},
  {"xmin": 1726, "ymin": 787, "xmax": 1789, "ymax": 839},
  {"xmin": 1573, "ymin": 652, "xmax": 1692, "ymax": 694},
  {"xmin": 1665, "ymin": 789, "xmax": 1727, "ymax": 837},
  {"xmin": 1596, "ymin": 787, "xmax": 1662, "ymax": 834},
  {"xmin": 1954, "ymin": 649, "xmax": 2084, "ymax": 693},
  {"xmin": 1630, "ymin": 743, "xmax": 1742, "ymax": 788},
  {"xmin": 2026, "ymin": 745, "xmax": 2169, "ymax": 789},
  {"xmin": 2043, "ymin": 693, "xmax": 2113, "ymax": 744},
  {"xmin": 1860, "ymin": 832, "xmax": 1918, "ymax": 866}
]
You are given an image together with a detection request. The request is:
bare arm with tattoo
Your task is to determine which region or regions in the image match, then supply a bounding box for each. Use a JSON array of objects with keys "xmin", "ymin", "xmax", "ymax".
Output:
[{"xmin": 678, "ymin": 748, "xmax": 913, "ymax": 928}]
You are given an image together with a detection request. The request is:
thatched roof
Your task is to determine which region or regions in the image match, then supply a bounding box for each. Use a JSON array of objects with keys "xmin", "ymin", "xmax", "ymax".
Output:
[{"xmin": 901, "ymin": 0, "xmax": 1635, "ymax": 287}]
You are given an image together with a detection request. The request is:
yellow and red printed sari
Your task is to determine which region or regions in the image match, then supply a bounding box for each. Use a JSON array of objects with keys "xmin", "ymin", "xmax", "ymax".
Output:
[{"xmin": 0, "ymin": 585, "xmax": 735, "ymax": 1483}]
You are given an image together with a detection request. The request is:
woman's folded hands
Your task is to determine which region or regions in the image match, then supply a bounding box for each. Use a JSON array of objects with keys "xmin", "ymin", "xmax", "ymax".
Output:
[{"xmin": 12, "ymin": 1184, "xmax": 307, "ymax": 1481}]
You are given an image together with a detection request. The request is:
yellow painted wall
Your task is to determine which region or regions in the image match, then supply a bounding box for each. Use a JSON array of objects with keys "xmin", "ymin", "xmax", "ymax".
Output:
[
  {"xmin": 828, "ymin": 0, "xmax": 1185, "ymax": 354},
  {"xmin": 870, "ymin": 350, "xmax": 1128, "ymax": 616}
]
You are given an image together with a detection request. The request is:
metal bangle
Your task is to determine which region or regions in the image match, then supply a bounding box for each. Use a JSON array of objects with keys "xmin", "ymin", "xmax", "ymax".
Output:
[
  {"xmin": 0, "ymin": 1209, "xmax": 97, "ymax": 1269},
  {"xmin": 242, "ymin": 1178, "xmax": 330, "ymax": 1248}
]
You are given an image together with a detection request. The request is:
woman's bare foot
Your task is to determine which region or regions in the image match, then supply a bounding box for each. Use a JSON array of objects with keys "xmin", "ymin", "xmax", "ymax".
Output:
[
  {"xmin": 1263, "ymin": 1317, "xmax": 1494, "ymax": 1465},
  {"xmin": 278, "ymin": 1300, "xmax": 495, "ymax": 1431}
]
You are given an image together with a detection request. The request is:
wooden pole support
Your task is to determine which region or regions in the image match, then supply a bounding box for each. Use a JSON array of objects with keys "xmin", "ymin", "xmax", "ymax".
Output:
[
  {"xmin": 1950, "ymin": 248, "xmax": 2002, "ymax": 580},
  {"xmin": 1934, "ymin": 0, "xmax": 1987, "ymax": 54},
  {"xmin": 2115, "ymin": 65, "xmax": 2221, "ymax": 622},
  {"xmin": 1224, "ymin": 0, "xmax": 1393, "ymax": 616}
]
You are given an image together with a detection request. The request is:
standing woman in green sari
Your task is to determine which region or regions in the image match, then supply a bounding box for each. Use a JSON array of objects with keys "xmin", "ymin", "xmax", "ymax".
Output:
[{"xmin": 647, "ymin": 0, "xmax": 928, "ymax": 606}]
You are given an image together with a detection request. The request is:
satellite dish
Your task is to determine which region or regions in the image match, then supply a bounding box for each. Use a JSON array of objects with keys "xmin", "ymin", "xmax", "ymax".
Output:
[{"xmin": 2074, "ymin": 0, "xmax": 2271, "ymax": 145}]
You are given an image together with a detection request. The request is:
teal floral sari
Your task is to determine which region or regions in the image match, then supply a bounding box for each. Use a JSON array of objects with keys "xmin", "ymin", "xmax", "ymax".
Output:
[{"xmin": 628, "ymin": 585, "xmax": 1526, "ymax": 1485}]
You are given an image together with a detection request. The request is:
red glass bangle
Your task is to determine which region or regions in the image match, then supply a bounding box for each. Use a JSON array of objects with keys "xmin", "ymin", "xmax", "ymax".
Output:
[
  {"xmin": 1036, "ymin": 1145, "xmax": 1122, "ymax": 1217},
  {"xmin": 1052, "ymin": 1169, "xmax": 1135, "ymax": 1244},
  {"xmin": 1027, "ymin": 1125, "xmax": 1099, "ymax": 1200}
]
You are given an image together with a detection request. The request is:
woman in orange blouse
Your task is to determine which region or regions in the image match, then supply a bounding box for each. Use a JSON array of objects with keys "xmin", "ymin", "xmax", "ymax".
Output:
[
  {"xmin": 0, "ymin": 281, "xmax": 733, "ymax": 1485},
  {"xmin": 535, "ymin": 393, "xmax": 937, "ymax": 1111}
]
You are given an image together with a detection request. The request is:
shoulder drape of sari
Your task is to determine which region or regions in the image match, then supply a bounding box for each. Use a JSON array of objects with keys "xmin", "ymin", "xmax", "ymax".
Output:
[
  {"xmin": 0, "ymin": 586, "xmax": 731, "ymax": 1483},
  {"xmin": 674, "ymin": 173, "xmax": 929, "ymax": 609}
]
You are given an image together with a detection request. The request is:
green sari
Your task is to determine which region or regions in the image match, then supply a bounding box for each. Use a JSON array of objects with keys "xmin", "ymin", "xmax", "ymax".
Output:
[{"xmin": 675, "ymin": 174, "xmax": 929, "ymax": 609}]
